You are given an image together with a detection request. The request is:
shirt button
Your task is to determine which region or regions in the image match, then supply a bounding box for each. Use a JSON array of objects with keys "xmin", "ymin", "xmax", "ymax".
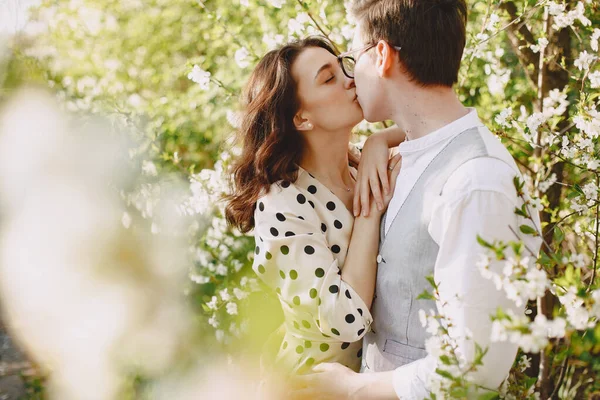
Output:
[{"xmin": 376, "ymin": 254, "xmax": 383, "ymax": 263}]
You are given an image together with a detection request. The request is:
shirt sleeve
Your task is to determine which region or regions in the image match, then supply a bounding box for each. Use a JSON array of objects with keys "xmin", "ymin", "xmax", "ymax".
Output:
[
  {"xmin": 252, "ymin": 183, "xmax": 373, "ymax": 342},
  {"xmin": 392, "ymin": 159, "xmax": 542, "ymax": 399}
]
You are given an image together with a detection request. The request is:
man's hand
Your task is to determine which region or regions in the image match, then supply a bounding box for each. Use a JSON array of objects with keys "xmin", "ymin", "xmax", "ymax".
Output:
[{"xmin": 289, "ymin": 362, "xmax": 360, "ymax": 400}]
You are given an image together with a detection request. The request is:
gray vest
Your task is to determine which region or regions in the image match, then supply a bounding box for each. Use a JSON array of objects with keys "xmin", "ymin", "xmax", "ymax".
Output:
[{"xmin": 361, "ymin": 127, "xmax": 513, "ymax": 372}]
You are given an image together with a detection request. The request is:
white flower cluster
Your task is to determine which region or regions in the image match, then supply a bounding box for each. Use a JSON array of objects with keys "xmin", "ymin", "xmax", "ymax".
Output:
[
  {"xmin": 478, "ymin": 254, "xmax": 549, "ymax": 308},
  {"xmin": 204, "ymin": 278, "xmax": 259, "ymax": 343},
  {"xmin": 181, "ymin": 152, "xmax": 233, "ymax": 217},
  {"xmin": 495, "ymin": 107, "xmax": 513, "ymax": 128},
  {"xmin": 548, "ymin": 2, "xmax": 591, "ymax": 29},
  {"xmin": 491, "ymin": 310, "xmax": 566, "ymax": 353},
  {"xmin": 530, "ymin": 37, "xmax": 549, "ymax": 54},
  {"xmin": 542, "ymin": 88, "xmax": 570, "ymax": 118},
  {"xmin": 571, "ymin": 179, "xmax": 598, "ymax": 213},
  {"xmin": 419, "ymin": 307, "xmax": 475, "ymax": 397},
  {"xmin": 558, "ymin": 286, "xmax": 598, "ymax": 330},
  {"xmin": 538, "ymin": 173, "xmax": 557, "ymax": 193}
]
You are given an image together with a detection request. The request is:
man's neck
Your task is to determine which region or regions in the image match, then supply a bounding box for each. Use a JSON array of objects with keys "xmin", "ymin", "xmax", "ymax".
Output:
[{"xmin": 387, "ymin": 83, "xmax": 469, "ymax": 141}]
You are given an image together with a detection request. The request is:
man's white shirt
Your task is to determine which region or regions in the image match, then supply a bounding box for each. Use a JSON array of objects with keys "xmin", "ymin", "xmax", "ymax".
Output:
[{"xmin": 383, "ymin": 109, "xmax": 542, "ymax": 399}]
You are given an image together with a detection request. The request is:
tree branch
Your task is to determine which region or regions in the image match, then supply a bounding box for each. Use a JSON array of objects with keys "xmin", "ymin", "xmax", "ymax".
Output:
[{"xmin": 499, "ymin": 2, "xmax": 540, "ymax": 85}]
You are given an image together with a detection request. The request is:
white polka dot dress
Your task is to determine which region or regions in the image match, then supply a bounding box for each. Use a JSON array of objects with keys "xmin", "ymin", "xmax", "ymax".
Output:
[{"xmin": 252, "ymin": 166, "xmax": 373, "ymax": 376}]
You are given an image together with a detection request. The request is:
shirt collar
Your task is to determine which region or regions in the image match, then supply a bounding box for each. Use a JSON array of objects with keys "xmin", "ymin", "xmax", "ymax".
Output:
[{"xmin": 398, "ymin": 108, "xmax": 484, "ymax": 154}]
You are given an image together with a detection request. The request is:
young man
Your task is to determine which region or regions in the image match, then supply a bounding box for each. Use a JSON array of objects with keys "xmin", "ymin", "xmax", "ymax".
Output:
[{"xmin": 294, "ymin": 0, "xmax": 542, "ymax": 398}]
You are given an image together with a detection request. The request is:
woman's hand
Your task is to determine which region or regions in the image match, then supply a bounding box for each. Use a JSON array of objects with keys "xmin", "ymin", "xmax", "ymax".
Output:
[
  {"xmin": 354, "ymin": 134, "xmax": 400, "ymax": 217},
  {"xmin": 367, "ymin": 152, "xmax": 401, "ymax": 217},
  {"xmin": 348, "ymin": 142, "xmax": 361, "ymax": 170}
]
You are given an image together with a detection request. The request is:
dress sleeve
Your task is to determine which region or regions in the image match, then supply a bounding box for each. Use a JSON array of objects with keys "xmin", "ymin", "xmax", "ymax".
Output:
[{"xmin": 252, "ymin": 183, "xmax": 373, "ymax": 342}]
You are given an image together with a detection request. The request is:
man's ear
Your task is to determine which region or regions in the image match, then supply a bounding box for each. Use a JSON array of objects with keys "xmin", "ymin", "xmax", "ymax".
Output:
[
  {"xmin": 375, "ymin": 40, "xmax": 395, "ymax": 78},
  {"xmin": 294, "ymin": 111, "xmax": 314, "ymax": 131}
]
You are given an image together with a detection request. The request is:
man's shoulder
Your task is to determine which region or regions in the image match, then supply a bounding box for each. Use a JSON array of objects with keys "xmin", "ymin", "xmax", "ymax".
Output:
[{"xmin": 443, "ymin": 139, "xmax": 521, "ymax": 201}]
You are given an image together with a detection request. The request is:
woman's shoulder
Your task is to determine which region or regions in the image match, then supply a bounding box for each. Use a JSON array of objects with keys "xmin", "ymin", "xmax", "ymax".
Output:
[{"xmin": 255, "ymin": 170, "xmax": 316, "ymax": 220}]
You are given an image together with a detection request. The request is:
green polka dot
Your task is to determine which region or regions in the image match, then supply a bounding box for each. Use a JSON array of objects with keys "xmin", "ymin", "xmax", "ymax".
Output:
[
  {"xmin": 257, "ymin": 264, "xmax": 265, "ymax": 274},
  {"xmin": 331, "ymin": 328, "xmax": 340, "ymax": 336},
  {"xmin": 290, "ymin": 270, "xmax": 298, "ymax": 280},
  {"xmin": 293, "ymin": 296, "xmax": 301, "ymax": 306},
  {"xmin": 320, "ymin": 343, "xmax": 330, "ymax": 352},
  {"xmin": 302, "ymin": 320, "xmax": 311, "ymax": 329},
  {"xmin": 293, "ymin": 321, "xmax": 300, "ymax": 329},
  {"xmin": 318, "ymin": 298, "xmax": 322, "ymax": 306},
  {"xmin": 315, "ymin": 268, "xmax": 325, "ymax": 278},
  {"xmin": 279, "ymin": 270, "xmax": 286, "ymax": 279},
  {"xmin": 296, "ymin": 346, "xmax": 304, "ymax": 354},
  {"xmin": 306, "ymin": 358, "xmax": 315, "ymax": 367},
  {"xmin": 304, "ymin": 340, "xmax": 312, "ymax": 348},
  {"xmin": 316, "ymin": 319, "xmax": 320, "ymax": 327},
  {"xmin": 282, "ymin": 341, "xmax": 288, "ymax": 349},
  {"xmin": 275, "ymin": 287, "xmax": 281, "ymax": 295},
  {"xmin": 281, "ymin": 245, "xmax": 289, "ymax": 255},
  {"xmin": 309, "ymin": 288, "xmax": 318, "ymax": 298},
  {"xmin": 265, "ymin": 251, "xmax": 272, "ymax": 260}
]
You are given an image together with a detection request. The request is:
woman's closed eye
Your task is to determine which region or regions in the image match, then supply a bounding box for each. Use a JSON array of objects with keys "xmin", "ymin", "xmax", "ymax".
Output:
[{"xmin": 324, "ymin": 75, "xmax": 335, "ymax": 83}]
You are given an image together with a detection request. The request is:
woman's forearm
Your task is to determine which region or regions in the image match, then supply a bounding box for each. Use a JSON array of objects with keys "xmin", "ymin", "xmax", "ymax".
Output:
[
  {"xmin": 340, "ymin": 205, "xmax": 382, "ymax": 309},
  {"xmin": 374, "ymin": 125, "xmax": 406, "ymax": 147}
]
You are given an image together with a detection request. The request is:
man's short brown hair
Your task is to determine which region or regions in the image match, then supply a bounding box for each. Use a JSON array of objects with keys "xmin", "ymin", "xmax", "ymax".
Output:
[{"xmin": 351, "ymin": 0, "xmax": 468, "ymax": 87}]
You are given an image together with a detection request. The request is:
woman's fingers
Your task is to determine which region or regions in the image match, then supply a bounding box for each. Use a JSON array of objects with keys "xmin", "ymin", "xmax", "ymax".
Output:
[
  {"xmin": 388, "ymin": 154, "xmax": 402, "ymax": 194},
  {"xmin": 360, "ymin": 175, "xmax": 370, "ymax": 216},
  {"xmin": 353, "ymin": 180, "xmax": 361, "ymax": 217},
  {"xmin": 378, "ymin": 158, "xmax": 390, "ymax": 197},
  {"xmin": 369, "ymin": 173, "xmax": 383, "ymax": 211}
]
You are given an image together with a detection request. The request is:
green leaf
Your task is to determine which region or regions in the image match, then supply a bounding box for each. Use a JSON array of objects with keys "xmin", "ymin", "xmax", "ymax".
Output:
[
  {"xmin": 435, "ymin": 368, "xmax": 456, "ymax": 381},
  {"xmin": 519, "ymin": 224, "xmax": 538, "ymax": 236},
  {"xmin": 553, "ymin": 226, "xmax": 565, "ymax": 244},
  {"xmin": 417, "ymin": 290, "xmax": 435, "ymax": 300},
  {"xmin": 439, "ymin": 355, "xmax": 453, "ymax": 365},
  {"xmin": 477, "ymin": 235, "xmax": 493, "ymax": 249},
  {"xmin": 477, "ymin": 392, "xmax": 500, "ymax": 400},
  {"xmin": 425, "ymin": 275, "xmax": 438, "ymax": 290}
]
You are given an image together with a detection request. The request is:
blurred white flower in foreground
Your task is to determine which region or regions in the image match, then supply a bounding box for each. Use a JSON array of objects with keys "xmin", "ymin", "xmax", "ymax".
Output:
[{"xmin": 0, "ymin": 88, "xmax": 197, "ymax": 400}]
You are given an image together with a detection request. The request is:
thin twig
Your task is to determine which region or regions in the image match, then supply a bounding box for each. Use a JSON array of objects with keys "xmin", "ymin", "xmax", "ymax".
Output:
[
  {"xmin": 587, "ymin": 174, "xmax": 599, "ymax": 292},
  {"xmin": 296, "ymin": 0, "xmax": 340, "ymax": 53},
  {"xmin": 549, "ymin": 356, "xmax": 569, "ymax": 399}
]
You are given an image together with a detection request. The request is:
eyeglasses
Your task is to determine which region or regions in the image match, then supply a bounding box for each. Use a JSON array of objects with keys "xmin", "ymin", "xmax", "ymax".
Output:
[{"xmin": 337, "ymin": 42, "xmax": 402, "ymax": 79}]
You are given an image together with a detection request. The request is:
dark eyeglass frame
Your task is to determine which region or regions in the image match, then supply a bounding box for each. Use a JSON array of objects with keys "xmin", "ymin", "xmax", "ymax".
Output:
[{"xmin": 337, "ymin": 42, "xmax": 402, "ymax": 79}]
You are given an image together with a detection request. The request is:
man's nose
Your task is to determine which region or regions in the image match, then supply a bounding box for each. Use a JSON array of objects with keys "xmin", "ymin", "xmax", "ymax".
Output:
[{"xmin": 344, "ymin": 75, "xmax": 355, "ymax": 90}]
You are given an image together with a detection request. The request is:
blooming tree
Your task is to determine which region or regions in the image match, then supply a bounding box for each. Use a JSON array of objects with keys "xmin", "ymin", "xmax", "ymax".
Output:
[{"xmin": 1, "ymin": 0, "xmax": 599, "ymax": 398}]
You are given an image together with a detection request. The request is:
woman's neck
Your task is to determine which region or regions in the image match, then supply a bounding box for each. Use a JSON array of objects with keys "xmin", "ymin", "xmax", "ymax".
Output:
[{"xmin": 298, "ymin": 130, "xmax": 354, "ymax": 189}]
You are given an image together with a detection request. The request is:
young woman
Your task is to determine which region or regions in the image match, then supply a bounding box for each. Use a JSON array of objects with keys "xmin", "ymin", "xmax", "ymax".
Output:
[{"xmin": 225, "ymin": 37, "xmax": 404, "ymax": 383}]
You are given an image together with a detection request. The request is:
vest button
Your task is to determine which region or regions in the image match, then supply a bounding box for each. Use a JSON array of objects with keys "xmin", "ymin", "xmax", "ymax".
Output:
[{"xmin": 376, "ymin": 254, "xmax": 383, "ymax": 263}]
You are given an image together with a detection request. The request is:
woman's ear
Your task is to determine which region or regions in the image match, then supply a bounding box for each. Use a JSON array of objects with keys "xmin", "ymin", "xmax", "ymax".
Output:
[
  {"xmin": 294, "ymin": 112, "xmax": 314, "ymax": 131},
  {"xmin": 375, "ymin": 40, "xmax": 394, "ymax": 78}
]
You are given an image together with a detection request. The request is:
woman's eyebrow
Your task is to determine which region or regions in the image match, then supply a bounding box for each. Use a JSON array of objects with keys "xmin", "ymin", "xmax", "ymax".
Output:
[{"xmin": 314, "ymin": 62, "xmax": 333, "ymax": 81}]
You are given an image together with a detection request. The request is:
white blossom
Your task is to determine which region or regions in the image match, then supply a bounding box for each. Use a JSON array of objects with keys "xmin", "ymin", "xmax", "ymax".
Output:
[
  {"xmin": 121, "ymin": 211, "xmax": 132, "ymax": 229},
  {"xmin": 531, "ymin": 37, "xmax": 549, "ymax": 53},
  {"xmin": 142, "ymin": 160, "xmax": 158, "ymax": 176},
  {"xmin": 207, "ymin": 296, "xmax": 218, "ymax": 310},
  {"xmin": 589, "ymin": 71, "xmax": 600, "ymax": 88},
  {"xmin": 226, "ymin": 301, "xmax": 238, "ymax": 315},
  {"xmin": 234, "ymin": 47, "xmax": 250, "ymax": 69},
  {"xmin": 538, "ymin": 173, "xmax": 557, "ymax": 193},
  {"xmin": 592, "ymin": 29, "xmax": 600, "ymax": 52},
  {"xmin": 574, "ymin": 51, "xmax": 597, "ymax": 71},
  {"xmin": 268, "ymin": 0, "xmax": 285, "ymax": 7},
  {"xmin": 187, "ymin": 65, "xmax": 211, "ymax": 90}
]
